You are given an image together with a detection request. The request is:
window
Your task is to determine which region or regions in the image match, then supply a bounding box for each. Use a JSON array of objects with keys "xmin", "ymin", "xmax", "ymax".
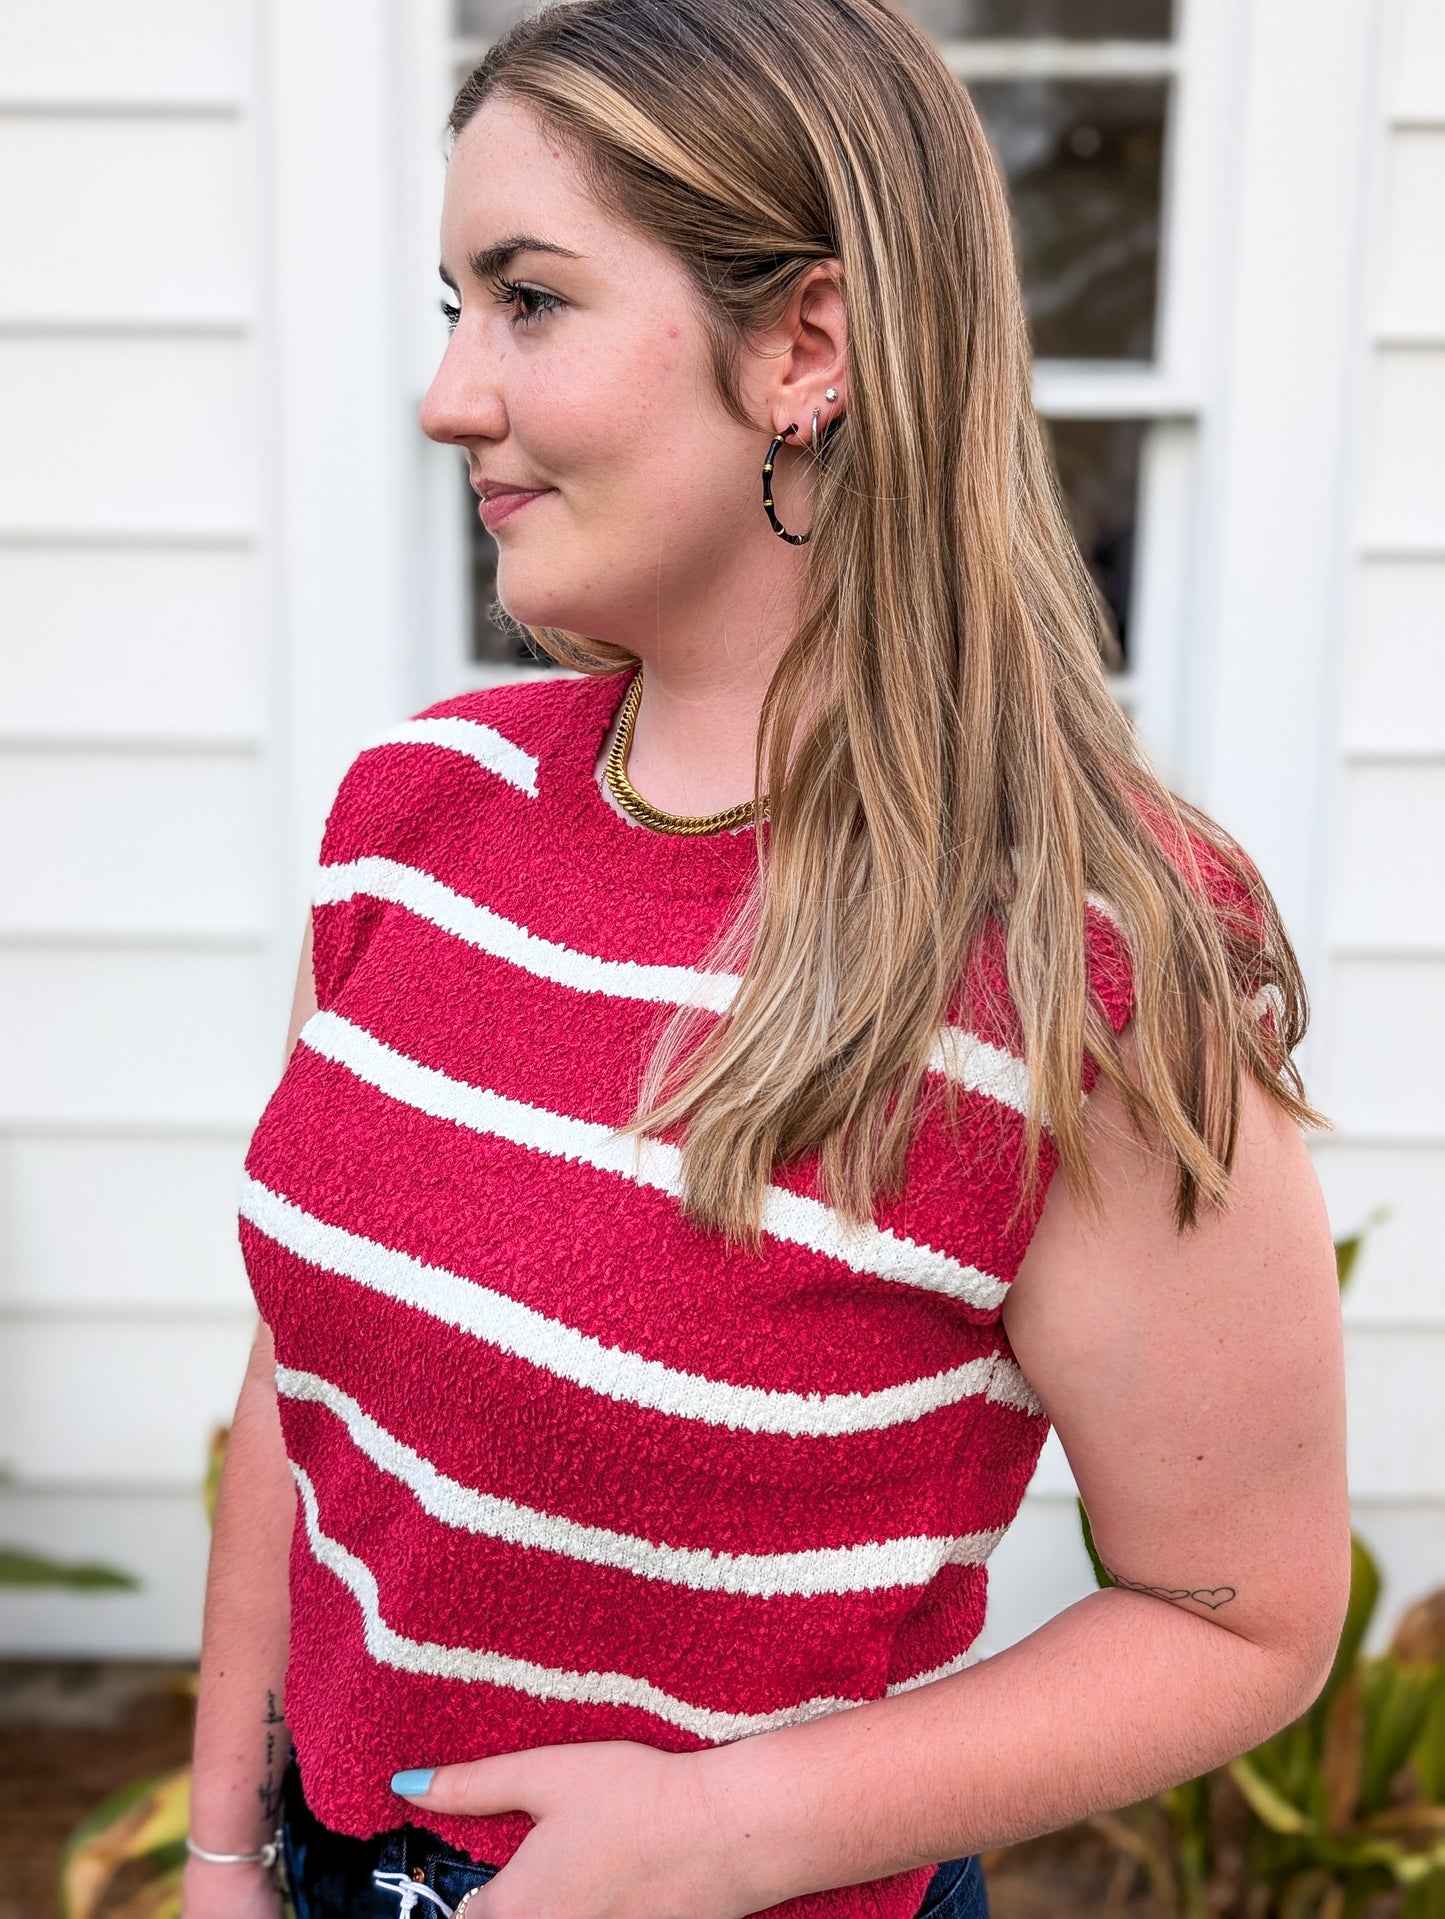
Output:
[
  {"xmin": 446, "ymin": 0, "xmax": 1211, "ymax": 759},
  {"xmin": 929, "ymin": 2, "xmax": 1187, "ymax": 717}
]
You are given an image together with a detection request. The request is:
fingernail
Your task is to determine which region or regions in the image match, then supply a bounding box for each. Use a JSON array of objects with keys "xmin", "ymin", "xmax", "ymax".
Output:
[{"xmin": 391, "ymin": 1769, "xmax": 435, "ymax": 1796}]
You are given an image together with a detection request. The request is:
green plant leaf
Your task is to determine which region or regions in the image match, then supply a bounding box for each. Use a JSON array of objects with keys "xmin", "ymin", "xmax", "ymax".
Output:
[
  {"xmin": 1244, "ymin": 1726, "xmax": 1302, "ymax": 1803},
  {"xmin": 59, "ymin": 1769, "xmax": 190, "ymax": 1919},
  {"xmin": 105, "ymin": 1862, "xmax": 185, "ymax": 1919},
  {"xmin": 1402, "ymin": 1863, "xmax": 1445, "ymax": 1919},
  {"xmin": 1322, "ymin": 1669, "xmax": 1366, "ymax": 1833},
  {"xmin": 1392, "ymin": 1844, "xmax": 1445, "ymax": 1887},
  {"xmin": 1087, "ymin": 1807, "xmax": 1178, "ymax": 1906},
  {"xmin": 202, "ymin": 1425, "xmax": 229, "ymax": 1530},
  {"xmin": 61, "ymin": 1775, "xmax": 160, "ymax": 1861},
  {"xmin": 1316, "ymin": 1833, "xmax": 1439, "ymax": 1874},
  {"xmin": 1077, "ymin": 1498, "xmax": 1113, "ymax": 1591},
  {"xmin": 1316, "ymin": 1535, "xmax": 1382, "ymax": 1720},
  {"xmin": 0, "ymin": 1545, "xmax": 139, "ymax": 1589},
  {"xmin": 1361, "ymin": 1664, "xmax": 1445, "ymax": 1814},
  {"xmin": 1414, "ymin": 1674, "xmax": 1445, "ymax": 1804},
  {"xmin": 1279, "ymin": 1865, "xmax": 1336, "ymax": 1918},
  {"xmin": 1391, "ymin": 1592, "xmax": 1445, "ymax": 1666},
  {"xmin": 1230, "ymin": 1755, "xmax": 1314, "ymax": 1835},
  {"xmin": 1335, "ymin": 1235, "xmax": 1363, "ymax": 1293}
]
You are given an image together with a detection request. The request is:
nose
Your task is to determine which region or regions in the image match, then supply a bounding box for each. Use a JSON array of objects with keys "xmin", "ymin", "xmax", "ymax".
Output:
[{"xmin": 419, "ymin": 329, "xmax": 506, "ymax": 448}]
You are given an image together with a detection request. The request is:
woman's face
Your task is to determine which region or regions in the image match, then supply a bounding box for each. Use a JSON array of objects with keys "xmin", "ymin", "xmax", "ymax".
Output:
[{"xmin": 420, "ymin": 93, "xmax": 829, "ymax": 653}]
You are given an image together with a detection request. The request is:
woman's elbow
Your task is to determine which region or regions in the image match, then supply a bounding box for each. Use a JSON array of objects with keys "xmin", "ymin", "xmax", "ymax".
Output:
[{"xmin": 1252, "ymin": 1527, "xmax": 1356, "ymax": 1733}]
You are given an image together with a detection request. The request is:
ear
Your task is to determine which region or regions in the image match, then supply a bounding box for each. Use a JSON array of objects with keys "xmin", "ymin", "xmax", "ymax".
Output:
[{"xmin": 770, "ymin": 259, "xmax": 848, "ymax": 432}]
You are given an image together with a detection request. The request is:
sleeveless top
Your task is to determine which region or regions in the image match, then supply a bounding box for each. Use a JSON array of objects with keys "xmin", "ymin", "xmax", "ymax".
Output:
[{"xmin": 239, "ymin": 668, "xmax": 1134, "ymax": 1919}]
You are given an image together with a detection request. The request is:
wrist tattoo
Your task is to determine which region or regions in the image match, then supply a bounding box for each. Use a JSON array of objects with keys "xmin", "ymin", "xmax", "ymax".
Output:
[
  {"xmin": 1103, "ymin": 1567, "xmax": 1238, "ymax": 1611},
  {"xmin": 256, "ymin": 1689, "xmax": 286, "ymax": 1825}
]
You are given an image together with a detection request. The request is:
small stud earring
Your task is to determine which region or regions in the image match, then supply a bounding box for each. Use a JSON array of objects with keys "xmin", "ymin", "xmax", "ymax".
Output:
[{"xmin": 825, "ymin": 387, "xmax": 838, "ymax": 401}]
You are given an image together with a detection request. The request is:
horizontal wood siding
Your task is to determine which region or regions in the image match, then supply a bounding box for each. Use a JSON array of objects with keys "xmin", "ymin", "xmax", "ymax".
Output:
[
  {"xmin": 2, "ymin": 0, "xmax": 1440, "ymax": 1662},
  {"xmin": 0, "ymin": 1, "xmax": 249, "ymax": 104},
  {"xmin": 1309, "ymin": 0, "xmax": 1445, "ymax": 1633},
  {"xmin": 0, "ymin": 547, "xmax": 261, "ymax": 738},
  {"xmin": 0, "ymin": 3, "xmax": 271, "ymax": 1654},
  {"xmin": 991, "ymin": 0, "xmax": 1445, "ymax": 1654},
  {"xmin": 0, "ymin": 1134, "xmax": 257, "ymax": 1313}
]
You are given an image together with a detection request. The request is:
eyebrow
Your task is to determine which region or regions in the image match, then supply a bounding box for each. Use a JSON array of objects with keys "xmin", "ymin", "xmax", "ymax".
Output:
[{"xmin": 440, "ymin": 235, "xmax": 583, "ymax": 288}]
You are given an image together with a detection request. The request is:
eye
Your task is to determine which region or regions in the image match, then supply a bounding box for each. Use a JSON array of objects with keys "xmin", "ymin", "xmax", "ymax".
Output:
[
  {"xmin": 440, "ymin": 299, "xmax": 461, "ymax": 333},
  {"xmin": 489, "ymin": 276, "xmax": 562, "ymax": 328}
]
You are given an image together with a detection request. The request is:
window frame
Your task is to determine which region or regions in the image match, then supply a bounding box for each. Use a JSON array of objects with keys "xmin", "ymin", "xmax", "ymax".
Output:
[{"xmin": 426, "ymin": 0, "xmax": 1231, "ymax": 784}]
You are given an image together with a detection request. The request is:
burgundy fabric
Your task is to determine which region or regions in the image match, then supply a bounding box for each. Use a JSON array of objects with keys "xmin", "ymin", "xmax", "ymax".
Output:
[{"xmin": 240, "ymin": 669, "xmax": 1135, "ymax": 1919}]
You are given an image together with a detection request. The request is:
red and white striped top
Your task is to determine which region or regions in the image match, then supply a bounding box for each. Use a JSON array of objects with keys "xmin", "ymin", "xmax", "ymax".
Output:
[{"xmin": 240, "ymin": 668, "xmax": 1133, "ymax": 1919}]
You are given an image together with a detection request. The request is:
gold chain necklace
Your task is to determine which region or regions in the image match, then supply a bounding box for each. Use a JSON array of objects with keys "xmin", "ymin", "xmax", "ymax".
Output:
[{"xmin": 603, "ymin": 668, "xmax": 767, "ymax": 836}]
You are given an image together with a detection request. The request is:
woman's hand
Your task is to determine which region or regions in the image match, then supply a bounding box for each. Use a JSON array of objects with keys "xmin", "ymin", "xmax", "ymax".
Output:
[{"xmin": 392, "ymin": 1740, "xmax": 748, "ymax": 1919}]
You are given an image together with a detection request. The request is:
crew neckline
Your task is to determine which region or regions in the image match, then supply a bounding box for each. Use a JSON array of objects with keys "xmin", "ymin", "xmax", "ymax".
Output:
[{"xmin": 554, "ymin": 667, "xmax": 766, "ymax": 896}]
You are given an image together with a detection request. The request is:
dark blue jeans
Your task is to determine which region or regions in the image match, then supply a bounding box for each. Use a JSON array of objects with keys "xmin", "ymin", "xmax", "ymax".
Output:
[{"xmin": 279, "ymin": 1752, "xmax": 989, "ymax": 1918}]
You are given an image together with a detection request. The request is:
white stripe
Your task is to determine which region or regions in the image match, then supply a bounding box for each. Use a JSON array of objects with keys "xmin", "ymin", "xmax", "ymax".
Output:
[
  {"xmin": 241, "ymin": 1177, "xmax": 1039, "ymax": 1435},
  {"xmin": 300, "ymin": 1010, "xmax": 1010, "ymax": 1314},
  {"xmin": 313, "ymin": 856, "xmax": 1031, "ymax": 1114},
  {"xmin": 276, "ymin": 1364, "xmax": 1006, "ymax": 1596},
  {"xmin": 884, "ymin": 1646, "xmax": 980, "ymax": 1695},
  {"xmin": 362, "ymin": 716, "xmax": 539, "ymax": 797},
  {"xmin": 925, "ymin": 1025, "xmax": 1031, "ymax": 1116},
  {"xmin": 1248, "ymin": 983, "xmax": 1284, "ymax": 1025},
  {"xmin": 314, "ymin": 857, "xmax": 735, "ymax": 1013},
  {"xmin": 292, "ymin": 1463, "xmax": 873, "ymax": 1740}
]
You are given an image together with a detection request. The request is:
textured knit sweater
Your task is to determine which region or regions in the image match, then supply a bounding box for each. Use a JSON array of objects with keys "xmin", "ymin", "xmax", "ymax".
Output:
[{"xmin": 240, "ymin": 667, "xmax": 1134, "ymax": 1919}]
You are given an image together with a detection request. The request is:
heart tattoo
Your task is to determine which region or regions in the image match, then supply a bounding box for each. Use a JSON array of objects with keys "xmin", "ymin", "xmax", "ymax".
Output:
[{"xmin": 1105, "ymin": 1570, "xmax": 1238, "ymax": 1610}]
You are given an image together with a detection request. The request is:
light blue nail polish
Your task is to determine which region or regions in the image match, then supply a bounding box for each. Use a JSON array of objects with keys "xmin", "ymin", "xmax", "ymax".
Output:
[{"xmin": 391, "ymin": 1768, "xmax": 435, "ymax": 1795}]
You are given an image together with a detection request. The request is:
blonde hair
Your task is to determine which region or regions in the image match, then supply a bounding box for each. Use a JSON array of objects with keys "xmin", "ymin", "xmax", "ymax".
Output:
[{"xmin": 451, "ymin": 0, "xmax": 1322, "ymax": 1247}]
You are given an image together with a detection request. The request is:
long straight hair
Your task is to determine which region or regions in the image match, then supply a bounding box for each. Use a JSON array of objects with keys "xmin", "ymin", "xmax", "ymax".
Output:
[{"xmin": 450, "ymin": 0, "xmax": 1322, "ymax": 1248}]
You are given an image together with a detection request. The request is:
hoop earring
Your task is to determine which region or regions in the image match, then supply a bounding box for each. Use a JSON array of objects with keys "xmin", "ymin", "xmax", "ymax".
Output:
[{"xmin": 762, "ymin": 423, "xmax": 811, "ymax": 545}]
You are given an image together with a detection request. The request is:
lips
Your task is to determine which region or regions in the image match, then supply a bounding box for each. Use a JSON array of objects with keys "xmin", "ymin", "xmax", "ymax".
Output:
[{"xmin": 475, "ymin": 483, "xmax": 552, "ymax": 530}]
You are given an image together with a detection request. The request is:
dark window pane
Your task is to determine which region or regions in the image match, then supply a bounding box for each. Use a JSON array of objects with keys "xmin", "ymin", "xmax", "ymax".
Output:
[
  {"xmin": 466, "ymin": 434, "xmax": 1139, "ymax": 672},
  {"xmin": 1042, "ymin": 418, "xmax": 1143, "ymax": 666},
  {"xmin": 465, "ymin": 472, "xmax": 562, "ymax": 667},
  {"xmin": 902, "ymin": 0, "xmax": 1171, "ymax": 36},
  {"xmin": 970, "ymin": 80, "xmax": 1165, "ymax": 360}
]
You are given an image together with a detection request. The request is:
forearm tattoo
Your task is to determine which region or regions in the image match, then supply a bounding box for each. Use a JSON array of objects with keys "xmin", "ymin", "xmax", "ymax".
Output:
[
  {"xmin": 1103, "ymin": 1566, "xmax": 1238, "ymax": 1611},
  {"xmin": 257, "ymin": 1689, "xmax": 287, "ymax": 1826}
]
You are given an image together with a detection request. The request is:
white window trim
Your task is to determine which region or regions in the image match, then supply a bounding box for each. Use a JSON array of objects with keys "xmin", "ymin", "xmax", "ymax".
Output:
[
  {"xmin": 942, "ymin": 39, "xmax": 1178, "ymax": 80},
  {"xmin": 426, "ymin": 9, "xmax": 1220, "ymax": 744},
  {"xmin": 414, "ymin": 0, "xmax": 1379, "ymax": 991}
]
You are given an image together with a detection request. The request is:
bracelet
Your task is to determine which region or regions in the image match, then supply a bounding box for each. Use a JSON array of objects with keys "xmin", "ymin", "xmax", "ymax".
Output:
[{"xmin": 186, "ymin": 1831, "xmax": 282, "ymax": 1868}]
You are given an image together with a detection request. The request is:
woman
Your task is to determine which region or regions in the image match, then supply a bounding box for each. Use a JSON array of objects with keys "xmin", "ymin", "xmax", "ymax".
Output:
[{"xmin": 181, "ymin": 2, "xmax": 1350, "ymax": 1916}]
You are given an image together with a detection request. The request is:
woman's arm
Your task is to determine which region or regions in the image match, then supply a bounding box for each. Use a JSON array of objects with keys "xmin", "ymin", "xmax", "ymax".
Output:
[
  {"xmin": 181, "ymin": 1320, "xmax": 296, "ymax": 1916},
  {"xmin": 398, "ymin": 1047, "xmax": 1349, "ymax": 1918},
  {"xmin": 182, "ymin": 924, "xmax": 317, "ymax": 1915},
  {"xmin": 695, "ymin": 1051, "xmax": 1350, "ymax": 1906}
]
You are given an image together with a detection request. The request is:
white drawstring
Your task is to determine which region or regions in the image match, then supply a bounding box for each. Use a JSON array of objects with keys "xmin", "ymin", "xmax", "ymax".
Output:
[{"xmin": 371, "ymin": 1868, "xmax": 457, "ymax": 1918}]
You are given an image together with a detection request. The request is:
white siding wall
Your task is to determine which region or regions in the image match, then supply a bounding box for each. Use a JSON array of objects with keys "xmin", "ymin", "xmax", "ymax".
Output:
[
  {"xmin": 1310, "ymin": 0, "xmax": 1445, "ymax": 1638},
  {"xmin": 0, "ymin": 0, "xmax": 273, "ymax": 1651},
  {"xmin": 986, "ymin": 0, "xmax": 1445, "ymax": 1654},
  {"xmin": 1, "ymin": 0, "xmax": 1440, "ymax": 1661},
  {"xmin": 0, "ymin": 0, "xmax": 454, "ymax": 1656}
]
